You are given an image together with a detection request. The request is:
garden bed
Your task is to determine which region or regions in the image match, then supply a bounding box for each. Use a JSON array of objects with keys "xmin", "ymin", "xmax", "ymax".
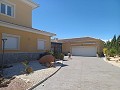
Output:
[
  {"xmin": 0, "ymin": 60, "xmax": 62, "ymax": 90},
  {"xmin": 104, "ymin": 57, "xmax": 120, "ymax": 68}
]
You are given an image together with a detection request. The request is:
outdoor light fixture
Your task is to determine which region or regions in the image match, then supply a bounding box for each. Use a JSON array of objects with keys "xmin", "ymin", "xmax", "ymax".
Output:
[{"xmin": 1, "ymin": 38, "xmax": 7, "ymax": 75}]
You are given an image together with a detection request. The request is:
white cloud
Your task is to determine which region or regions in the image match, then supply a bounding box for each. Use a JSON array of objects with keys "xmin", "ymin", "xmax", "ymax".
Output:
[{"xmin": 102, "ymin": 39, "xmax": 112, "ymax": 42}]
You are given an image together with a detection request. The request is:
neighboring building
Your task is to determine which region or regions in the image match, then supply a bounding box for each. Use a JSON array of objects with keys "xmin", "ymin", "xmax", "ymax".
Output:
[
  {"xmin": 51, "ymin": 39, "xmax": 62, "ymax": 53},
  {"xmin": 58, "ymin": 37, "xmax": 104, "ymax": 57},
  {"xmin": 0, "ymin": 0, "xmax": 55, "ymax": 64}
]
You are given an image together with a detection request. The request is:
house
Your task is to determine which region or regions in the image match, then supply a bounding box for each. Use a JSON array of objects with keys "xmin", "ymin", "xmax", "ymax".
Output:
[
  {"xmin": 58, "ymin": 37, "xmax": 104, "ymax": 57},
  {"xmin": 0, "ymin": 0, "xmax": 55, "ymax": 64}
]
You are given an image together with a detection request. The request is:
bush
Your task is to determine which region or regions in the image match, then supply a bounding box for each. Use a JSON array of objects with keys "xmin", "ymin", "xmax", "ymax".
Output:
[
  {"xmin": 38, "ymin": 50, "xmax": 54, "ymax": 60},
  {"xmin": 109, "ymin": 48, "xmax": 117, "ymax": 57},
  {"xmin": 25, "ymin": 67, "xmax": 33, "ymax": 74},
  {"xmin": 103, "ymin": 48, "xmax": 108, "ymax": 54},
  {"xmin": 53, "ymin": 52, "xmax": 64, "ymax": 60},
  {"xmin": 45, "ymin": 50, "xmax": 54, "ymax": 55},
  {"xmin": 22, "ymin": 60, "xmax": 33, "ymax": 74},
  {"xmin": 39, "ymin": 55, "xmax": 55, "ymax": 64},
  {"xmin": 60, "ymin": 53, "xmax": 64, "ymax": 60},
  {"xmin": 97, "ymin": 52, "xmax": 104, "ymax": 57},
  {"xmin": 39, "ymin": 55, "xmax": 55, "ymax": 68},
  {"xmin": 53, "ymin": 52, "xmax": 60, "ymax": 59}
]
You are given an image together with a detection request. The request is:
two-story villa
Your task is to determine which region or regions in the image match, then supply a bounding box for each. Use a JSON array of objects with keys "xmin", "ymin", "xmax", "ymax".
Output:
[{"xmin": 0, "ymin": 0, "xmax": 55, "ymax": 64}]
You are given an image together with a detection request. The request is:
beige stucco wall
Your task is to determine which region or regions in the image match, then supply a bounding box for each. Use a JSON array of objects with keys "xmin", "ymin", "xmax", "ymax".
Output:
[
  {"xmin": 0, "ymin": 26, "xmax": 51, "ymax": 53},
  {"xmin": 62, "ymin": 43, "xmax": 71, "ymax": 54},
  {"xmin": 62, "ymin": 40, "xmax": 104, "ymax": 54},
  {"xmin": 0, "ymin": 0, "xmax": 32, "ymax": 27}
]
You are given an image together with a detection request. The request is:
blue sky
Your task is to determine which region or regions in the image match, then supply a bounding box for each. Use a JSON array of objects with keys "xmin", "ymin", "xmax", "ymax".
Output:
[{"xmin": 32, "ymin": 0, "xmax": 120, "ymax": 41}]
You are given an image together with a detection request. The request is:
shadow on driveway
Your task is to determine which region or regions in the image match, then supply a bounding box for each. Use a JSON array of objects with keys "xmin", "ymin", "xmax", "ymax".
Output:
[{"xmin": 3, "ymin": 60, "xmax": 65, "ymax": 78}]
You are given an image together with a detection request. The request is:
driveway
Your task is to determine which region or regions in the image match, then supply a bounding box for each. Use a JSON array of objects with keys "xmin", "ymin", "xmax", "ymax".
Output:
[{"xmin": 33, "ymin": 56, "xmax": 120, "ymax": 90}]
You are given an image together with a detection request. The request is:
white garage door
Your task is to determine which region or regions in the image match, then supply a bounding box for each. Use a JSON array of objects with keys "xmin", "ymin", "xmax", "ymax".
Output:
[{"xmin": 72, "ymin": 46, "xmax": 97, "ymax": 56}]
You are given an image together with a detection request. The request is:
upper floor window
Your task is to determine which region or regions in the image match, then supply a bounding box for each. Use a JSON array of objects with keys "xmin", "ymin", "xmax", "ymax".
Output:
[{"xmin": 0, "ymin": 2, "xmax": 14, "ymax": 17}]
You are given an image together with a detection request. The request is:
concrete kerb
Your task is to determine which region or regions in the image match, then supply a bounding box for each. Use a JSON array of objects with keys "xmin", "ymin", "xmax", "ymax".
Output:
[{"xmin": 27, "ymin": 60, "xmax": 63, "ymax": 90}]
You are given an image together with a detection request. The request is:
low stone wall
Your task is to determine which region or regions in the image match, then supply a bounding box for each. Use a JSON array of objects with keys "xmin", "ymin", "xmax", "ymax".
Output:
[{"xmin": 0, "ymin": 52, "xmax": 43, "ymax": 65}]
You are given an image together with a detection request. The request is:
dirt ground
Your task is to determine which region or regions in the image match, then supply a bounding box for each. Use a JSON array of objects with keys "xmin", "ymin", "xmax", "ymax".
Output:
[{"xmin": 0, "ymin": 78, "xmax": 32, "ymax": 90}]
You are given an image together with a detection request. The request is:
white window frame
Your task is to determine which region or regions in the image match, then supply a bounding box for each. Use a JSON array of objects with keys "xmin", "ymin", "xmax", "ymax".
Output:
[
  {"xmin": 37, "ymin": 39, "xmax": 46, "ymax": 50},
  {"xmin": 2, "ymin": 33, "xmax": 20, "ymax": 50},
  {"xmin": 0, "ymin": 0, "xmax": 15, "ymax": 18}
]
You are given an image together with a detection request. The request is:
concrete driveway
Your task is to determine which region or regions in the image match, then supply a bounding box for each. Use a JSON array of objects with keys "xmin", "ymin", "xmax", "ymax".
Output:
[{"xmin": 33, "ymin": 56, "xmax": 120, "ymax": 90}]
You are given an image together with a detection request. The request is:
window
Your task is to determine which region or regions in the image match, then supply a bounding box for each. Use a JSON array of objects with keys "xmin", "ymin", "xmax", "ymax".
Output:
[
  {"xmin": 1, "ymin": 3, "xmax": 5, "ymax": 14},
  {"xmin": 0, "ymin": 2, "xmax": 14, "ymax": 17},
  {"xmin": 38, "ymin": 40, "xmax": 45, "ymax": 50},
  {"xmin": 7, "ymin": 5, "xmax": 12, "ymax": 16},
  {"xmin": 2, "ymin": 33, "xmax": 20, "ymax": 50}
]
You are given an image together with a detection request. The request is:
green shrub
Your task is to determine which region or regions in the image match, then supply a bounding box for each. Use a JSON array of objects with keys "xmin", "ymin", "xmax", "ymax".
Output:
[
  {"xmin": 22, "ymin": 60, "xmax": 33, "ymax": 74},
  {"xmin": 45, "ymin": 50, "xmax": 54, "ymax": 55},
  {"xmin": 25, "ymin": 67, "xmax": 33, "ymax": 74},
  {"xmin": 54, "ymin": 52, "xmax": 60, "ymax": 59},
  {"xmin": 60, "ymin": 53, "xmax": 64, "ymax": 60},
  {"xmin": 103, "ymin": 48, "xmax": 108, "ymax": 54},
  {"xmin": 109, "ymin": 48, "xmax": 117, "ymax": 57},
  {"xmin": 104, "ymin": 35, "xmax": 120, "ymax": 57},
  {"xmin": 53, "ymin": 52, "xmax": 64, "ymax": 60}
]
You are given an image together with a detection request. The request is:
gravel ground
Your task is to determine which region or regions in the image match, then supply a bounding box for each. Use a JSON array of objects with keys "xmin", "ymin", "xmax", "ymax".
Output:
[
  {"xmin": 103, "ymin": 57, "xmax": 120, "ymax": 67},
  {"xmin": 0, "ymin": 60, "xmax": 62, "ymax": 90},
  {"xmin": 34, "ymin": 56, "xmax": 120, "ymax": 90},
  {"xmin": 0, "ymin": 78, "xmax": 32, "ymax": 90}
]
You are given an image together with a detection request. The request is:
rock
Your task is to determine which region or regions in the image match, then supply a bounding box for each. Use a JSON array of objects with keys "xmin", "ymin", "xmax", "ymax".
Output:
[
  {"xmin": 0, "ymin": 77, "xmax": 4, "ymax": 82},
  {"xmin": 42, "ymin": 84, "xmax": 44, "ymax": 86},
  {"xmin": 21, "ymin": 78, "xmax": 30, "ymax": 83},
  {"xmin": 0, "ymin": 79, "xmax": 11, "ymax": 87},
  {"xmin": 39, "ymin": 55, "xmax": 55, "ymax": 64}
]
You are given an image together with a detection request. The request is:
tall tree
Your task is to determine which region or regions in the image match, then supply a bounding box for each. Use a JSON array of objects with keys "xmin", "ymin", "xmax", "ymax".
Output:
[
  {"xmin": 116, "ymin": 35, "xmax": 120, "ymax": 54},
  {"xmin": 104, "ymin": 35, "xmax": 120, "ymax": 56},
  {"xmin": 111, "ymin": 35, "xmax": 117, "ymax": 48}
]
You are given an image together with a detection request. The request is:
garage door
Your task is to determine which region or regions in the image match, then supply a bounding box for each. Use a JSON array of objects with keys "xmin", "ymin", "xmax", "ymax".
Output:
[{"xmin": 72, "ymin": 46, "xmax": 97, "ymax": 56}]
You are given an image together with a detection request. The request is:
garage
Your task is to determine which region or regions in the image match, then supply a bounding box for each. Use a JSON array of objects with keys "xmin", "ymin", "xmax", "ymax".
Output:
[{"xmin": 72, "ymin": 46, "xmax": 97, "ymax": 56}]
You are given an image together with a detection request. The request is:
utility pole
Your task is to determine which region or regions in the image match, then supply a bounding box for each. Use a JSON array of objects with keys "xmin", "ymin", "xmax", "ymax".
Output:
[{"xmin": 1, "ymin": 38, "xmax": 7, "ymax": 75}]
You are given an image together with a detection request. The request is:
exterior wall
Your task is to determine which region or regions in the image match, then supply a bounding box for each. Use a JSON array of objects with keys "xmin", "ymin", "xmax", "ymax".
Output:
[
  {"xmin": 0, "ymin": 26, "xmax": 51, "ymax": 53},
  {"xmin": 62, "ymin": 40, "xmax": 104, "ymax": 55},
  {"xmin": 0, "ymin": 0, "xmax": 32, "ymax": 27},
  {"xmin": 62, "ymin": 43, "xmax": 71, "ymax": 54},
  {"xmin": 0, "ymin": 52, "xmax": 42, "ymax": 65}
]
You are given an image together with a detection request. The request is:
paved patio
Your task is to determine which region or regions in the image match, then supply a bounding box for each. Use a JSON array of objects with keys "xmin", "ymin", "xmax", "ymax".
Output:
[{"xmin": 33, "ymin": 56, "xmax": 120, "ymax": 90}]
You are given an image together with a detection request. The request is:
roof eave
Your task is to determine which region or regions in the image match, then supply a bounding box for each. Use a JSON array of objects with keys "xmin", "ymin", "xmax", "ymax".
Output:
[
  {"xmin": 21, "ymin": 0, "xmax": 39, "ymax": 9},
  {"xmin": 0, "ymin": 21, "xmax": 56, "ymax": 37}
]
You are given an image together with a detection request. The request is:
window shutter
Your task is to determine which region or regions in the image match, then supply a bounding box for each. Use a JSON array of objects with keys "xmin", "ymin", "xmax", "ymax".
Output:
[
  {"xmin": 5, "ymin": 36, "xmax": 19, "ymax": 49},
  {"xmin": 38, "ymin": 40, "xmax": 45, "ymax": 50}
]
